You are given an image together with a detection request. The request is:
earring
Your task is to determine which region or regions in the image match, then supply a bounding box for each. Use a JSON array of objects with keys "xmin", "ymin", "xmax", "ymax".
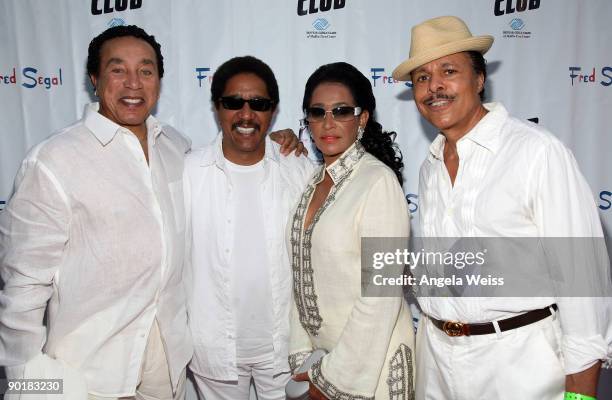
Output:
[
  {"xmin": 94, "ymin": 87, "xmax": 97, "ymax": 96},
  {"xmin": 357, "ymin": 126, "xmax": 364, "ymax": 141}
]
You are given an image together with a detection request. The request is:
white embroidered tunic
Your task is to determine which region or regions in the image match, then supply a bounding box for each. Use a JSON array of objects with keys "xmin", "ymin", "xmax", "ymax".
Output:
[{"xmin": 288, "ymin": 142, "xmax": 416, "ymax": 399}]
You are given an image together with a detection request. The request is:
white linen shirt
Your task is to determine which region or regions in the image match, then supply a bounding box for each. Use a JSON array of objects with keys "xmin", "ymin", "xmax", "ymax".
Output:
[
  {"xmin": 184, "ymin": 133, "xmax": 315, "ymax": 380},
  {"xmin": 418, "ymin": 102, "xmax": 611, "ymax": 374},
  {"xmin": 0, "ymin": 103, "xmax": 193, "ymax": 396}
]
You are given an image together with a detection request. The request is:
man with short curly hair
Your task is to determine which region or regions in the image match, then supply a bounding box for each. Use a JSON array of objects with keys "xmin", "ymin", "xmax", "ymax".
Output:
[{"xmin": 0, "ymin": 24, "xmax": 193, "ymax": 399}]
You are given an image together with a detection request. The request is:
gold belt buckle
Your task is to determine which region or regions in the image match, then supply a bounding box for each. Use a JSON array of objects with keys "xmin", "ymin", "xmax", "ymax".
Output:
[{"xmin": 442, "ymin": 321, "xmax": 465, "ymax": 337}]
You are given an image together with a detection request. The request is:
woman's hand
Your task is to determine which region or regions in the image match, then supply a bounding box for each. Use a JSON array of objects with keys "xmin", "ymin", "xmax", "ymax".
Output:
[{"xmin": 293, "ymin": 371, "xmax": 328, "ymax": 400}]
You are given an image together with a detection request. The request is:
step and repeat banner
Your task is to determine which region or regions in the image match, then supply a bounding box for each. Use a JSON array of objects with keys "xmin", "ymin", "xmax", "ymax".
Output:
[
  {"xmin": 1, "ymin": 0, "xmax": 611, "ymax": 395},
  {"xmin": 0, "ymin": 0, "xmax": 612, "ymax": 242},
  {"xmin": 1, "ymin": 0, "xmax": 611, "ymax": 237}
]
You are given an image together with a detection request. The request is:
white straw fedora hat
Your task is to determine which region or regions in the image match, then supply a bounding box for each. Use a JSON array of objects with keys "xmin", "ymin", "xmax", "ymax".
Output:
[{"xmin": 392, "ymin": 16, "xmax": 494, "ymax": 81}]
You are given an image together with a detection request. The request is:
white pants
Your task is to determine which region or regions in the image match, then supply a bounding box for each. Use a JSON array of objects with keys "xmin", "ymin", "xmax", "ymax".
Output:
[
  {"xmin": 193, "ymin": 358, "xmax": 290, "ymax": 400},
  {"xmin": 89, "ymin": 320, "xmax": 186, "ymax": 400},
  {"xmin": 416, "ymin": 313, "xmax": 565, "ymax": 400}
]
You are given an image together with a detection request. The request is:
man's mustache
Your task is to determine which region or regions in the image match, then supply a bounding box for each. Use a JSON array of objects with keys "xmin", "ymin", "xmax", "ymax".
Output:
[
  {"xmin": 232, "ymin": 121, "xmax": 261, "ymax": 131},
  {"xmin": 424, "ymin": 93, "xmax": 456, "ymax": 104}
]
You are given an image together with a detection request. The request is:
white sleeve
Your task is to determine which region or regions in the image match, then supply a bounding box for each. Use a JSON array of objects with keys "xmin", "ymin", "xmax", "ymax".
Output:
[
  {"xmin": 530, "ymin": 139, "xmax": 611, "ymax": 374},
  {"xmin": 0, "ymin": 158, "xmax": 70, "ymax": 370}
]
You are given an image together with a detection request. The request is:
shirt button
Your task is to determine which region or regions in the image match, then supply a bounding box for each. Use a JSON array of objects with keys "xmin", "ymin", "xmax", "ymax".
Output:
[{"xmin": 225, "ymin": 249, "xmax": 230, "ymax": 253}]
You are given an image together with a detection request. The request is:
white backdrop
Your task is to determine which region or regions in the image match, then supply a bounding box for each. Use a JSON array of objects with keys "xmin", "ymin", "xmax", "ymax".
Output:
[
  {"xmin": 2, "ymin": 0, "xmax": 611, "ymax": 238},
  {"xmin": 1, "ymin": 0, "xmax": 611, "ymax": 396}
]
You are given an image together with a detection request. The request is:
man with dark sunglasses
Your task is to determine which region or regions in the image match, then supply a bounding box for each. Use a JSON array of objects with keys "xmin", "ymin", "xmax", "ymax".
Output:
[{"xmin": 183, "ymin": 56, "xmax": 315, "ymax": 400}]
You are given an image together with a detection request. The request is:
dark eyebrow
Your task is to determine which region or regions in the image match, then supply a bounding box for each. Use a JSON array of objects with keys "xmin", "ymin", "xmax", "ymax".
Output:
[
  {"xmin": 105, "ymin": 57, "xmax": 124, "ymax": 67},
  {"xmin": 104, "ymin": 58, "xmax": 156, "ymax": 67}
]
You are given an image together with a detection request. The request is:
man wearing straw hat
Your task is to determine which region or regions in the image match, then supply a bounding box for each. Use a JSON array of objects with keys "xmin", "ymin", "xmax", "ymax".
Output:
[{"xmin": 392, "ymin": 16, "xmax": 610, "ymax": 400}]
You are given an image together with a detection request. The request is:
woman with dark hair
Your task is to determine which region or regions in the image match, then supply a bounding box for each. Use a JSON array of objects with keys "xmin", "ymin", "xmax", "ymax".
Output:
[{"xmin": 287, "ymin": 62, "xmax": 415, "ymax": 399}]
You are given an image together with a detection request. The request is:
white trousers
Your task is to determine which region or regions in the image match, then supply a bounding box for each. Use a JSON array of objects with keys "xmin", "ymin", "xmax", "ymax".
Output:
[
  {"xmin": 193, "ymin": 358, "xmax": 290, "ymax": 400},
  {"xmin": 89, "ymin": 320, "xmax": 186, "ymax": 400},
  {"xmin": 416, "ymin": 313, "xmax": 565, "ymax": 400}
]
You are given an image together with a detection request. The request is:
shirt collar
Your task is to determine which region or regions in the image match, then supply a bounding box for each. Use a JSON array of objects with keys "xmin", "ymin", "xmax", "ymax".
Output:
[
  {"xmin": 427, "ymin": 102, "xmax": 509, "ymax": 162},
  {"xmin": 83, "ymin": 102, "xmax": 163, "ymax": 146},
  {"xmin": 317, "ymin": 140, "xmax": 366, "ymax": 185},
  {"xmin": 200, "ymin": 132, "xmax": 279, "ymax": 168}
]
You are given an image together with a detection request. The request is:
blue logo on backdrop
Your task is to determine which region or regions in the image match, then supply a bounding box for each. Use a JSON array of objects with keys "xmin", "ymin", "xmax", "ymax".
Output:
[
  {"xmin": 406, "ymin": 193, "xmax": 418, "ymax": 214},
  {"xmin": 569, "ymin": 67, "xmax": 612, "ymax": 87},
  {"xmin": 509, "ymin": 18, "xmax": 525, "ymax": 30},
  {"xmin": 600, "ymin": 191, "xmax": 612, "ymax": 211},
  {"xmin": 107, "ymin": 17, "xmax": 126, "ymax": 27},
  {"xmin": 306, "ymin": 18, "xmax": 337, "ymax": 38},
  {"xmin": 370, "ymin": 68, "xmax": 412, "ymax": 88},
  {"xmin": 503, "ymin": 17, "xmax": 531, "ymax": 38},
  {"xmin": 195, "ymin": 67, "xmax": 212, "ymax": 87},
  {"xmin": 0, "ymin": 67, "xmax": 63, "ymax": 90},
  {"xmin": 312, "ymin": 18, "xmax": 330, "ymax": 31}
]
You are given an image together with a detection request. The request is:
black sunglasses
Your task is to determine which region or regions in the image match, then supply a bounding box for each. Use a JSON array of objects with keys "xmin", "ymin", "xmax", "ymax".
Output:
[{"xmin": 219, "ymin": 96, "xmax": 275, "ymax": 112}]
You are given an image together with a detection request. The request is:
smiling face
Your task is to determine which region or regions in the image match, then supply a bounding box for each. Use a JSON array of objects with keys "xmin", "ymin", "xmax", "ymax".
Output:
[
  {"xmin": 89, "ymin": 36, "xmax": 160, "ymax": 139},
  {"xmin": 216, "ymin": 73, "xmax": 274, "ymax": 165},
  {"xmin": 411, "ymin": 52, "xmax": 486, "ymax": 140},
  {"xmin": 307, "ymin": 82, "xmax": 369, "ymax": 165}
]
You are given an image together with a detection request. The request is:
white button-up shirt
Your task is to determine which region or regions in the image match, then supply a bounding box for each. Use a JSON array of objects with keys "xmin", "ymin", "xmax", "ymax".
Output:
[
  {"xmin": 418, "ymin": 102, "xmax": 611, "ymax": 374},
  {"xmin": 0, "ymin": 103, "xmax": 193, "ymax": 396},
  {"xmin": 184, "ymin": 133, "xmax": 315, "ymax": 380}
]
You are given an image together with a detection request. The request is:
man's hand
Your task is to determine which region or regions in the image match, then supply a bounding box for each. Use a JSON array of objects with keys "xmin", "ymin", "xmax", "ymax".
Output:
[
  {"xmin": 270, "ymin": 129, "xmax": 308, "ymax": 157},
  {"xmin": 565, "ymin": 361, "xmax": 601, "ymax": 397},
  {"xmin": 293, "ymin": 371, "xmax": 327, "ymax": 400}
]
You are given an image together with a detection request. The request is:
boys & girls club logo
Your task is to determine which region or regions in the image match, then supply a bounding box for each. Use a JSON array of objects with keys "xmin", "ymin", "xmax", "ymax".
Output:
[
  {"xmin": 495, "ymin": 0, "xmax": 540, "ymax": 39},
  {"xmin": 509, "ymin": 18, "xmax": 525, "ymax": 30},
  {"xmin": 107, "ymin": 17, "xmax": 126, "ymax": 28},
  {"xmin": 306, "ymin": 17, "xmax": 337, "ymax": 39},
  {"xmin": 312, "ymin": 18, "xmax": 330, "ymax": 30},
  {"xmin": 0, "ymin": 67, "xmax": 64, "ymax": 90},
  {"xmin": 297, "ymin": 0, "xmax": 346, "ymax": 39},
  {"xmin": 503, "ymin": 17, "xmax": 532, "ymax": 38}
]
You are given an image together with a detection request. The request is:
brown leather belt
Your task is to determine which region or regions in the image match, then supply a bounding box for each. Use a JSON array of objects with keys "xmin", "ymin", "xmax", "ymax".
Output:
[{"xmin": 430, "ymin": 304, "xmax": 558, "ymax": 337}]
